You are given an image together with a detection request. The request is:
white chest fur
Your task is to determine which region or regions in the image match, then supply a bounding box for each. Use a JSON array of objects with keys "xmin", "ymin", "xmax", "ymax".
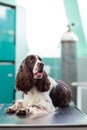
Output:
[{"xmin": 23, "ymin": 87, "xmax": 55, "ymax": 112}]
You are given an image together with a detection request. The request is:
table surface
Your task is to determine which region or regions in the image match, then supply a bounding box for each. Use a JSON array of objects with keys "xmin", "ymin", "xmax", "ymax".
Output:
[{"xmin": 0, "ymin": 103, "xmax": 87, "ymax": 127}]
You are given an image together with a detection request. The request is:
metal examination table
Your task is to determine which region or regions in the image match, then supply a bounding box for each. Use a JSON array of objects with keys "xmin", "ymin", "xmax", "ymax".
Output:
[{"xmin": 0, "ymin": 103, "xmax": 87, "ymax": 130}]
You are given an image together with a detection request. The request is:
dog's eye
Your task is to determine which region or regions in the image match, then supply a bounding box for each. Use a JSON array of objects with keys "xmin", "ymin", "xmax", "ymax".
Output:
[{"xmin": 38, "ymin": 57, "xmax": 42, "ymax": 61}]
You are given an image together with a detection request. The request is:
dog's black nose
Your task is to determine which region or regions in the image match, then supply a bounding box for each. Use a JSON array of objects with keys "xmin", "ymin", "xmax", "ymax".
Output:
[{"xmin": 38, "ymin": 62, "xmax": 44, "ymax": 68}]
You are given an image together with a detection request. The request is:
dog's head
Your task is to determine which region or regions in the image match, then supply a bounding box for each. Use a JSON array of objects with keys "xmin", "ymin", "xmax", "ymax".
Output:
[
  {"xmin": 25, "ymin": 55, "xmax": 44, "ymax": 79},
  {"xmin": 16, "ymin": 54, "xmax": 50, "ymax": 93}
]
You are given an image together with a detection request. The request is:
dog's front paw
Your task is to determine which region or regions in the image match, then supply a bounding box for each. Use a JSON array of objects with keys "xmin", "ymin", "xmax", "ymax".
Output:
[
  {"xmin": 16, "ymin": 108, "xmax": 29, "ymax": 116},
  {"xmin": 6, "ymin": 107, "xmax": 16, "ymax": 114}
]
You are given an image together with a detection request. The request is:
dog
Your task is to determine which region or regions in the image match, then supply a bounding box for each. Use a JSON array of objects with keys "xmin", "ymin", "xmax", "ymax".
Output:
[{"xmin": 6, "ymin": 54, "xmax": 72, "ymax": 118}]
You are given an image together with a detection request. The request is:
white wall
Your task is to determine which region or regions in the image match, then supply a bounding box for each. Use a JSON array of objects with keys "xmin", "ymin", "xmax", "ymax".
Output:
[
  {"xmin": 16, "ymin": 0, "xmax": 68, "ymax": 57},
  {"xmin": 77, "ymin": 0, "xmax": 87, "ymax": 45},
  {"xmin": 15, "ymin": 6, "xmax": 28, "ymax": 74}
]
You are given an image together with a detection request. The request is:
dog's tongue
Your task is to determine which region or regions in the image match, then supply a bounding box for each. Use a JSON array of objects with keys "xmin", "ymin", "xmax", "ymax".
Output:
[
  {"xmin": 34, "ymin": 72, "xmax": 43, "ymax": 79},
  {"xmin": 37, "ymin": 72, "xmax": 43, "ymax": 77}
]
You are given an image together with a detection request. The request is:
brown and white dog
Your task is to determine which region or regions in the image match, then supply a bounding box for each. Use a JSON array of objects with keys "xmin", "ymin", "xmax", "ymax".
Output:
[{"xmin": 6, "ymin": 54, "xmax": 72, "ymax": 118}]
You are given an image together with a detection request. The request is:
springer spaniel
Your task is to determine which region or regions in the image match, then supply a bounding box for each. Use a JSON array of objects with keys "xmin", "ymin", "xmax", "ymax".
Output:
[{"xmin": 6, "ymin": 54, "xmax": 72, "ymax": 118}]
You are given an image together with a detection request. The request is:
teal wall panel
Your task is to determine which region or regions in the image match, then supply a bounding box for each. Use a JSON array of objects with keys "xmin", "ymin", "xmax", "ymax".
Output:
[
  {"xmin": 0, "ymin": 0, "xmax": 16, "ymax": 6},
  {"xmin": 0, "ymin": 3, "xmax": 15, "ymax": 103},
  {"xmin": 42, "ymin": 58, "xmax": 61, "ymax": 80},
  {"xmin": 0, "ymin": 64, "xmax": 15, "ymax": 103},
  {"xmin": 0, "ymin": 5, "xmax": 15, "ymax": 61}
]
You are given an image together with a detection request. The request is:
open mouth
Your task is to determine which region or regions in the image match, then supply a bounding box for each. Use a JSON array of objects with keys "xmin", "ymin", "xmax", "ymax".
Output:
[{"xmin": 33, "ymin": 70, "xmax": 44, "ymax": 79}]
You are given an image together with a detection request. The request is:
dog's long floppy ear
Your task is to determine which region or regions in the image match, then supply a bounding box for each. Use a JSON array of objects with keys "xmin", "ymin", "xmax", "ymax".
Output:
[
  {"xmin": 16, "ymin": 60, "xmax": 34, "ymax": 94},
  {"xmin": 36, "ymin": 71, "xmax": 50, "ymax": 92}
]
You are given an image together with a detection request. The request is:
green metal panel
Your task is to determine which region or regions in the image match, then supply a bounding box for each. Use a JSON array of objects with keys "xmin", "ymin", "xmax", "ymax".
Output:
[
  {"xmin": 42, "ymin": 58, "xmax": 61, "ymax": 80},
  {"xmin": 0, "ymin": 64, "xmax": 15, "ymax": 103},
  {"xmin": 0, "ymin": 0, "xmax": 16, "ymax": 6},
  {"xmin": 0, "ymin": 5, "xmax": 15, "ymax": 61},
  {"xmin": 63, "ymin": 0, "xmax": 87, "ymax": 57}
]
